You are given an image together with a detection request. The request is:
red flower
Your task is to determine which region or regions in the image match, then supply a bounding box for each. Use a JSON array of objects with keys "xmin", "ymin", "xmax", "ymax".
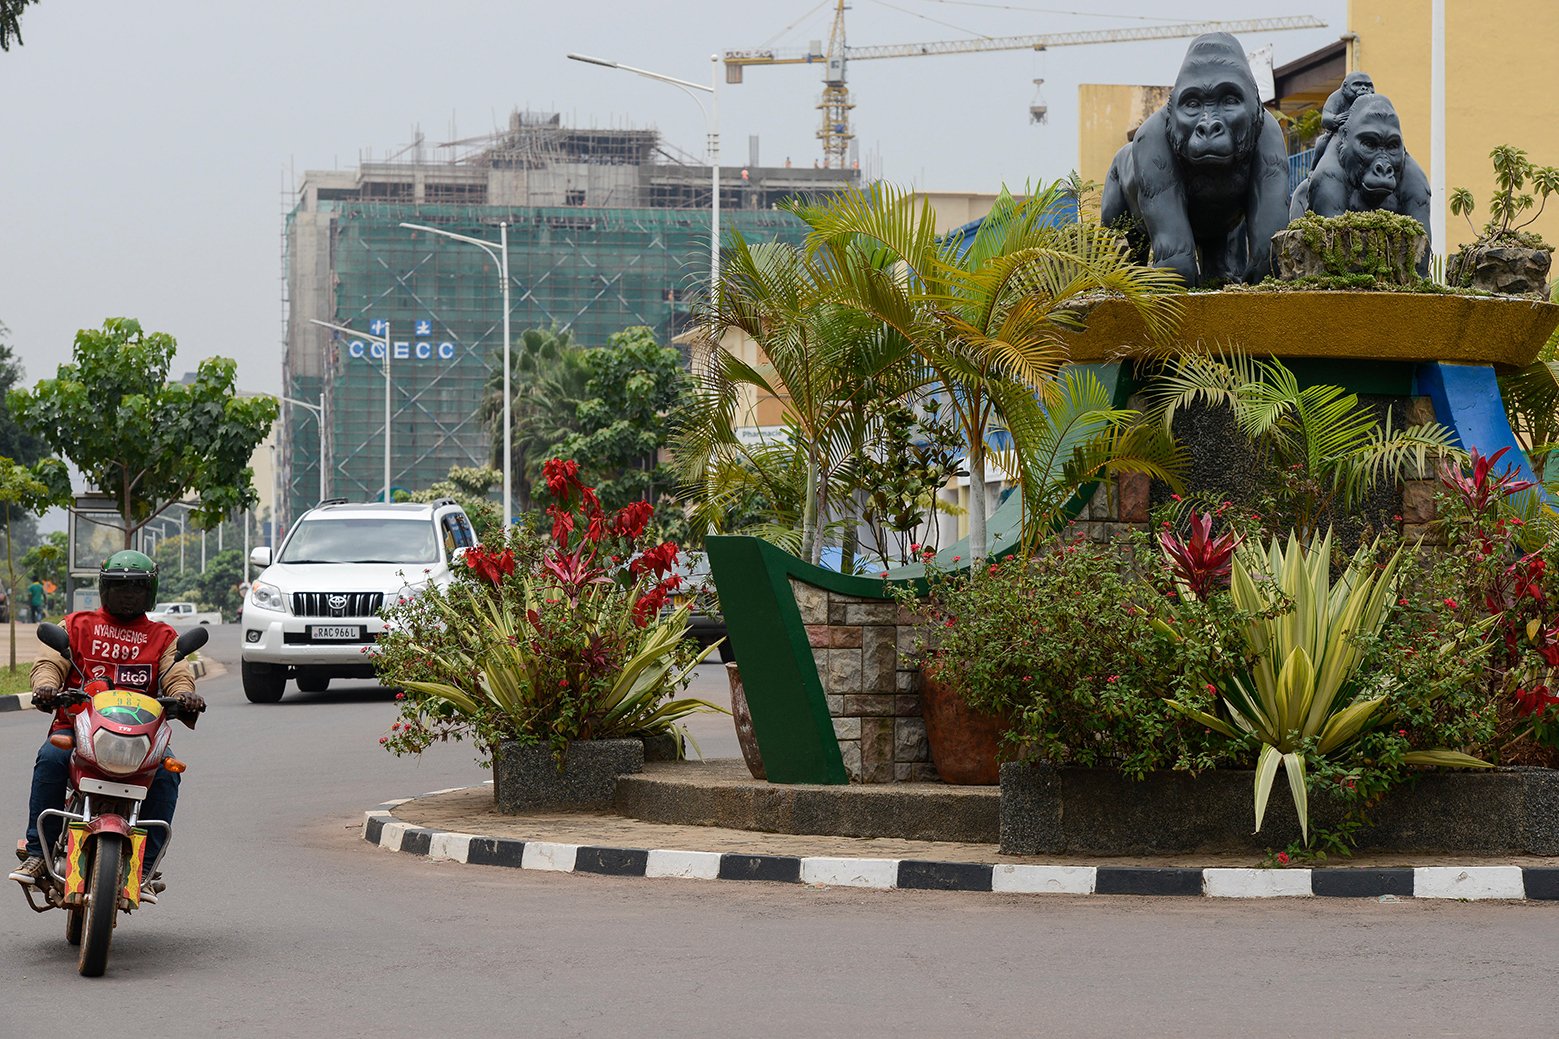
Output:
[
  {"xmin": 1275, "ymin": 852, "xmax": 1289, "ymax": 865},
  {"xmin": 547, "ymin": 504, "xmax": 575, "ymax": 546},
  {"xmin": 1514, "ymin": 685, "xmax": 1559, "ymax": 717},
  {"xmin": 465, "ymin": 545, "xmax": 516, "ymax": 585},
  {"xmin": 612, "ymin": 501, "xmax": 655, "ymax": 540},
  {"xmin": 630, "ymin": 541, "xmax": 680, "ymax": 580},
  {"xmin": 1443, "ymin": 598, "xmax": 1458, "ymax": 610},
  {"xmin": 1438, "ymin": 446, "xmax": 1535, "ymax": 515},
  {"xmin": 632, "ymin": 585, "xmax": 669, "ymax": 628}
]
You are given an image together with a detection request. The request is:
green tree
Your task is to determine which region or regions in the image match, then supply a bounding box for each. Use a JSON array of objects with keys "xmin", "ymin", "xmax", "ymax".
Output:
[
  {"xmin": 795, "ymin": 181, "xmax": 1184, "ymax": 558},
  {"xmin": 483, "ymin": 327, "xmax": 592, "ymax": 515},
  {"xmin": 550, "ymin": 326, "xmax": 692, "ymax": 513},
  {"xmin": 8, "ymin": 318, "xmax": 279, "ymax": 549},
  {"xmin": 0, "ymin": 0, "xmax": 39, "ymax": 51},
  {"xmin": 19, "ymin": 530, "xmax": 66, "ymax": 613},
  {"xmin": 0, "ymin": 456, "xmax": 69, "ymax": 671}
]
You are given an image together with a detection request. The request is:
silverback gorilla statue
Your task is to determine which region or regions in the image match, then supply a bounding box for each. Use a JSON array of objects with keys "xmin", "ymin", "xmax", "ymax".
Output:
[
  {"xmin": 1310, "ymin": 71, "xmax": 1374, "ymax": 166},
  {"xmin": 1289, "ymin": 93, "xmax": 1433, "ymax": 273},
  {"xmin": 1101, "ymin": 33, "xmax": 1290, "ymax": 286}
]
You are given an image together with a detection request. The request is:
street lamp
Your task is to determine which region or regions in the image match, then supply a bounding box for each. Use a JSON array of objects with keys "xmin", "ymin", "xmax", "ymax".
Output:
[
  {"xmin": 566, "ymin": 52, "xmax": 720, "ymax": 295},
  {"xmin": 400, "ymin": 221, "xmax": 512, "ymax": 527},
  {"xmin": 279, "ymin": 392, "xmax": 328, "ymax": 505},
  {"xmin": 310, "ymin": 318, "xmax": 392, "ymax": 502}
]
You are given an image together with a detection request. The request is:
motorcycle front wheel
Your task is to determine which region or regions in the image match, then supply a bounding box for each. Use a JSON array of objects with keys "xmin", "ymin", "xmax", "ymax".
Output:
[{"xmin": 78, "ymin": 837, "xmax": 121, "ymax": 977}]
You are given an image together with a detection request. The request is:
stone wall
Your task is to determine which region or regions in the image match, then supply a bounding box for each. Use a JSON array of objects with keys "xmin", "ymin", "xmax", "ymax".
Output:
[{"xmin": 791, "ymin": 579, "xmax": 934, "ymax": 784}]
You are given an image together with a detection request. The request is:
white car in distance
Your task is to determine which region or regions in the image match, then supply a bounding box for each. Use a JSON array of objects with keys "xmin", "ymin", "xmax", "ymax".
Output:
[
  {"xmin": 238, "ymin": 499, "xmax": 476, "ymax": 703},
  {"xmin": 147, "ymin": 601, "xmax": 222, "ymax": 626}
]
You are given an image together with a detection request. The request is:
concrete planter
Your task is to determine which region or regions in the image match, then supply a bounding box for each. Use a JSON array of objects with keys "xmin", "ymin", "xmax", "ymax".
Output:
[
  {"xmin": 999, "ymin": 761, "xmax": 1559, "ymax": 856},
  {"xmin": 493, "ymin": 738, "xmax": 644, "ymax": 814}
]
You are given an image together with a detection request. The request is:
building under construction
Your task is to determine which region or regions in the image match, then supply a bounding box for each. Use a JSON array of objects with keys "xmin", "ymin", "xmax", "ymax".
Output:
[{"xmin": 281, "ymin": 111, "xmax": 858, "ymax": 523}]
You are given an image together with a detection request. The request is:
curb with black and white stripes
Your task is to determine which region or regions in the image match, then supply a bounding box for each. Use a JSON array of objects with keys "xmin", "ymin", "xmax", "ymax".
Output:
[{"xmin": 363, "ymin": 798, "xmax": 1559, "ymax": 901}]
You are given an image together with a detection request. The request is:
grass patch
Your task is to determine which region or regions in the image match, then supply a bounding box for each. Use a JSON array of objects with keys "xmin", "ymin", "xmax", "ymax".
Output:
[{"xmin": 0, "ymin": 667, "xmax": 32, "ymax": 697}]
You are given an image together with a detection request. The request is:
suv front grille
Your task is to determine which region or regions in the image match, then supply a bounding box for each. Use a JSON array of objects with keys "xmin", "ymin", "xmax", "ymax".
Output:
[{"xmin": 291, "ymin": 592, "xmax": 384, "ymax": 618}]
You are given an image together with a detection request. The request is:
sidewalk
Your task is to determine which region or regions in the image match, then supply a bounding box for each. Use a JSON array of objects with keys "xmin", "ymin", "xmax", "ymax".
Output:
[{"xmin": 365, "ymin": 776, "xmax": 1559, "ymax": 902}]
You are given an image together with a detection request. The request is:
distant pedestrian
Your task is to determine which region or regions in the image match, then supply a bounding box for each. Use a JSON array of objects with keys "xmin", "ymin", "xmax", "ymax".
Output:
[{"xmin": 27, "ymin": 576, "xmax": 44, "ymax": 623}]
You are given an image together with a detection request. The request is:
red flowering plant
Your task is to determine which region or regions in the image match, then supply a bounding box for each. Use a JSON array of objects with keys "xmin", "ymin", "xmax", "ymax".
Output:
[
  {"xmin": 1434, "ymin": 447, "xmax": 1559, "ymax": 762},
  {"xmin": 374, "ymin": 458, "xmax": 722, "ymax": 762}
]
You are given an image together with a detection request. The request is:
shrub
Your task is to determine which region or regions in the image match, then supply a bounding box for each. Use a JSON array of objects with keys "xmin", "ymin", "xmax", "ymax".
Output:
[{"xmin": 374, "ymin": 459, "xmax": 721, "ymax": 762}]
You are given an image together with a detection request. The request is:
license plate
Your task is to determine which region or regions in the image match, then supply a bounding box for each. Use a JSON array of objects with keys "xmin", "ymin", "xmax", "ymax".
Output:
[{"xmin": 310, "ymin": 625, "xmax": 360, "ymax": 640}]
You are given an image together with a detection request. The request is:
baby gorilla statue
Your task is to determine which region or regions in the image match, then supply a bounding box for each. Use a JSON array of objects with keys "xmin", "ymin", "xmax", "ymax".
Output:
[
  {"xmin": 1102, "ymin": 32, "xmax": 1291, "ymax": 286},
  {"xmin": 1289, "ymin": 93, "xmax": 1433, "ymax": 273},
  {"xmin": 1310, "ymin": 71, "xmax": 1374, "ymax": 166}
]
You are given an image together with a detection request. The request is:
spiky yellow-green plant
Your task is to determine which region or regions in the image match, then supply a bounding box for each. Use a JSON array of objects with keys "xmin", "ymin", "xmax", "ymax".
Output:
[{"xmin": 1165, "ymin": 530, "xmax": 1489, "ymax": 843}]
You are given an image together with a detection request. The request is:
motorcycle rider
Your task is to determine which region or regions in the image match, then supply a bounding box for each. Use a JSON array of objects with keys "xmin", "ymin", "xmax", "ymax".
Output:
[{"xmin": 8, "ymin": 551, "xmax": 204, "ymax": 893}]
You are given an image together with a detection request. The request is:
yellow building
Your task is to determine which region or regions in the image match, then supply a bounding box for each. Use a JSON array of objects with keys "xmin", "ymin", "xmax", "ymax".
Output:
[
  {"xmin": 1350, "ymin": 0, "xmax": 1559, "ymax": 252},
  {"xmin": 1076, "ymin": 85, "xmax": 1171, "ymax": 218}
]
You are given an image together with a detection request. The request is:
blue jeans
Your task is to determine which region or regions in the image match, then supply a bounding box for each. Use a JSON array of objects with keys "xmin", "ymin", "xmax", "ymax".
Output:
[{"xmin": 24, "ymin": 741, "xmax": 180, "ymax": 867}]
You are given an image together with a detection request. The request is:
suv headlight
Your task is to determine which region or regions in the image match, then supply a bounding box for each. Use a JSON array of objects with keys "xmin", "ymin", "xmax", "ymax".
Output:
[{"xmin": 250, "ymin": 581, "xmax": 287, "ymax": 612}]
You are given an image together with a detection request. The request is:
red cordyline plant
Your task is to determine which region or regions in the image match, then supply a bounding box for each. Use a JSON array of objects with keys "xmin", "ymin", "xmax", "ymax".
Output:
[
  {"xmin": 1159, "ymin": 511, "xmax": 1242, "ymax": 600},
  {"xmin": 375, "ymin": 458, "xmax": 719, "ymax": 759},
  {"xmin": 1437, "ymin": 446, "xmax": 1559, "ymax": 751}
]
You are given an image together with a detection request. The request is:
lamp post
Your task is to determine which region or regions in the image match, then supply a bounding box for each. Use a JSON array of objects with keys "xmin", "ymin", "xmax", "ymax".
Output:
[
  {"xmin": 279, "ymin": 393, "xmax": 328, "ymax": 504},
  {"xmin": 566, "ymin": 52, "xmax": 720, "ymax": 295},
  {"xmin": 400, "ymin": 221, "xmax": 512, "ymax": 527},
  {"xmin": 310, "ymin": 318, "xmax": 392, "ymax": 502}
]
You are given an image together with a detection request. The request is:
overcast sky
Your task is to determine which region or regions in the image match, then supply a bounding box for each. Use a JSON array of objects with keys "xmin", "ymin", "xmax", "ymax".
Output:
[{"xmin": 0, "ymin": 0, "xmax": 1345, "ymax": 397}]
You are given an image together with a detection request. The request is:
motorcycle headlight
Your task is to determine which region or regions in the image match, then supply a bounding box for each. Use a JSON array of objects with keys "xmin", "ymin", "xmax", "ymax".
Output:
[
  {"xmin": 91, "ymin": 731, "xmax": 151, "ymax": 775},
  {"xmin": 251, "ymin": 580, "xmax": 287, "ymax": 612}
]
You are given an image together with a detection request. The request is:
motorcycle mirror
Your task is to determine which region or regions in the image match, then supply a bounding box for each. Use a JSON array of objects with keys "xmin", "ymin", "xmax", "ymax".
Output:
[
  {"xmin": 174, "ymin": 626, "xmax": 209, "ymax": 660},
  {"xmin": 36, "ymin": 622, "xmax": 71, "ymax": 657}
]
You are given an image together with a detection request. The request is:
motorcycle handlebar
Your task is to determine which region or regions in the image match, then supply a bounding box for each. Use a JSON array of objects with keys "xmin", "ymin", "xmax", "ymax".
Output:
[{"xmin": 52, "ymin": 689, "xmax": 204, "ymax": 718}]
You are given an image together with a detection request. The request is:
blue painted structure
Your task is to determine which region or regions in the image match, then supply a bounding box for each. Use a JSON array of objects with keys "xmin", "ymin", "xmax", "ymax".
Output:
[
  {"xmin": 1288, "ymin": 148, "xmax": 1316, "ymax": 197},
  {"xmin": 1416, "ymin": 362, "xmax": 1548, "ymax": 496}
]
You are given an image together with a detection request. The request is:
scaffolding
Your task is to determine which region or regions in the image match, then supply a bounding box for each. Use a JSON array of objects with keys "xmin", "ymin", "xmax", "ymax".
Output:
[
  {"xmin": 283, "ymin": 201, "xmax": 813, "ymax": 514},
  {"xmin": 281, "ymin": 113, "xmax": 858, "ymax": 524}
]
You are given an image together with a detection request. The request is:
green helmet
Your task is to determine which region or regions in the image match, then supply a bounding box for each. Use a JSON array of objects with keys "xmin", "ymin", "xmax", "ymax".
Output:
[{"xmin": 100, "ymin": 550, "xmax": 159, "ymax": 619}]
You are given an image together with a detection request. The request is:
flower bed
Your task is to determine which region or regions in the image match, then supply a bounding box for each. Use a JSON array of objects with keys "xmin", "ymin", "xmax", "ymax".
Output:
[
  {"xmin": 909, "ymin": 447, "xmax": 1559, "ymax": 858},
  {"xmin": 373, "ymin": 459, "xmax": 722, "ymax": 781}
]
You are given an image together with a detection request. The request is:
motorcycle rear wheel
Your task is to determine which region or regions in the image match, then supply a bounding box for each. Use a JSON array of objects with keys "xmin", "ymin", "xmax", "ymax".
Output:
[
  {"xmin": 65, "ymin": 906, "xmax": 83, "ymax": 946},
  {"xmin": 78, "ymin": 838, "xmax": 121, "ymax": 977}
]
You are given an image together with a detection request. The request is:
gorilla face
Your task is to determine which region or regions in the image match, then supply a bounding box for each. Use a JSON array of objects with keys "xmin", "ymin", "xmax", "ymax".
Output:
[
  {"xmin": 1340, "ymin": 96, "xmax": 1405, "ymax": 202},
  {"xmin": 1340, "ymin": 72, "xmax": 1375, "ymax": 105},
  {"xmin": 1168, "ymin": 44, "xmax": 1260, "ymax": 168}
]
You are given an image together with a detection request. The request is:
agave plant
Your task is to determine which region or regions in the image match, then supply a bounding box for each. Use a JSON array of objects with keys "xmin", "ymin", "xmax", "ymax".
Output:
[{"xmin": 1164, "ymin": 530, "xmax": 1490, "ymax": 843}]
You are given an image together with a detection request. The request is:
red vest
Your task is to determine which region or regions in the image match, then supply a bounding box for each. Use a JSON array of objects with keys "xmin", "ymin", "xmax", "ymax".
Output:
[{"xmin": 52, "ymin": 610, "xmax": 178, "ymax": 727}]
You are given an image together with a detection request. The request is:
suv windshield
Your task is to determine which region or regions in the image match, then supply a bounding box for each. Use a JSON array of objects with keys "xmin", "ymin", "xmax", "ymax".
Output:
[{"xmin": 278, "ymin": 517, "xmax": 441, "ymax": 565}]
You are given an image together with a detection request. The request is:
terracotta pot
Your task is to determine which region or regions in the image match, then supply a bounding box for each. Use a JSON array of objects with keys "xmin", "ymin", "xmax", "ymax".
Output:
[
  {"xmin": 919, "ymin": 667, "xmax": 1006, "ymax": 785},
  {"xmin": 725, "ymin": 662, "xmax": 766, "ymax": 780}
]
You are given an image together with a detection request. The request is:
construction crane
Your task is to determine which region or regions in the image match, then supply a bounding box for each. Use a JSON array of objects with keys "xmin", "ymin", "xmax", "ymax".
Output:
[{"xmin": 724, "ymin": 5, "xmax": 1328, "ymax": 169}]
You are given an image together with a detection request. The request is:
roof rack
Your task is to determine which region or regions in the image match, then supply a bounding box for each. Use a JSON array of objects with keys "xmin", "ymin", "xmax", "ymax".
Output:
[
  {"xmin": 315, "ymin": 497, "xmax": 350, "ymax": 507},
  {"xmin": 432, "ymin": 498, "xmax": 459, "ymax": 508}
]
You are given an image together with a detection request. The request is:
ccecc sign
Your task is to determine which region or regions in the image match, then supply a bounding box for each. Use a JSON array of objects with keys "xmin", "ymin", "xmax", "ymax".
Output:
[{"xmin": 346, "ymin": 318, "xmax": 458, "ymax": 362}]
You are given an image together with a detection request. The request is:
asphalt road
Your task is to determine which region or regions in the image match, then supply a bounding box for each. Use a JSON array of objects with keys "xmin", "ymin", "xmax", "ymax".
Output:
[{"xmin": 0, "ymin": 625, "xmax": 1555, "ymax": 1036}]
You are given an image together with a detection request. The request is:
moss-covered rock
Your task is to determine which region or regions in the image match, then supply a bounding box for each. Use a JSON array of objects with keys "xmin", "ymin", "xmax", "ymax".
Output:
[{"xmin": 1271, "ymin": 211, "xmax": 1428, "ymax": 286}]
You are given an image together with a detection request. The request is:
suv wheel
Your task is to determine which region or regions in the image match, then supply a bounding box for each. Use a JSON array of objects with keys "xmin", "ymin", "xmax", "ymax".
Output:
[
  {"xmin": 242, "ymin": 661, "xmax": 286, "ymax": 704},
  {"xmin": 295, "ymin": 672, "xmax": 330, "ymax": 694}
]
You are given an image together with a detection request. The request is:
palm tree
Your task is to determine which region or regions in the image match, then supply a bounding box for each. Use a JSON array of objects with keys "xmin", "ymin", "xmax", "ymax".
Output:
[
  {"xmin": 1146, "ymin": 350, "xmax": 1464, "ymax": 538},
  {"xmin": 672, "ymin": 234, "xmax": 917, "ymax": 564},
  {"xmin": 793, "ymin": 181, "xmax": 1184, "ymax": 558},
  {"xmin": 482, "ymin": 327, "xmax": 591, "ymax": 512},
  {"xmin": 993, "ymin": 368, "xmax": 1186, "ymax": 547}
]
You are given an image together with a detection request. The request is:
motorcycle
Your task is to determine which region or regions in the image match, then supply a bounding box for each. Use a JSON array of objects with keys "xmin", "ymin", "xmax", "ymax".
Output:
[{"xmin": 16, "ymin": 621, "xmax": 207, "ymax": 977}]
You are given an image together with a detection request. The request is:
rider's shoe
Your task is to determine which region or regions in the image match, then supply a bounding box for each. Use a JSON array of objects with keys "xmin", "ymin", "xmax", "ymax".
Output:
[
  {"xmin": 8, "ymin": 855, "xmax": 47, "ymax": 886},
  {"xmin": 139, "ymin": 872, "xmax": 165, "ymax": 903}
]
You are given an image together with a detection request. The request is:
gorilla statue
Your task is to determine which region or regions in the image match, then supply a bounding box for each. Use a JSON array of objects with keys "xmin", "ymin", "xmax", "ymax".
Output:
[
  {"xmin": 1310, "ymin": 71, "xmax": 1374, "ymax": 166},
  {"xmin": 1101, "ymin": 32, "xmax": 1291, "ymax": 287},
  {"xmin": 1289, "ymin": 93, "xmax": 1433, "ymax": 273}
]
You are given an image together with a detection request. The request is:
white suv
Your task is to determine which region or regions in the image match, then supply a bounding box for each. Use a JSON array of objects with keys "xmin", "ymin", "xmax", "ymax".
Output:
[{"xmin": 239, "ymin": 499, "xmax": 476, "ymax": 703}]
